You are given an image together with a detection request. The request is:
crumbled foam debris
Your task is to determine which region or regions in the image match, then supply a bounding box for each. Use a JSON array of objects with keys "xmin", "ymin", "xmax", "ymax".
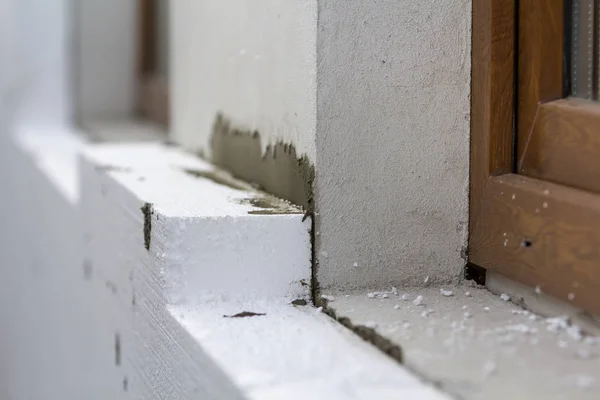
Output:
[
  {"xmin": 484, "ymin": 307, "xmax": 490, "ymax": 312},
  {"xmin": 367, "ymin": 289, "xmax": 394, "ymax": 299},
  {"xmin": 465, "ymin": 291, "xmax": 471, "ymax": 297},
  {"xmin": 567, "ymin": 325, "xmax": 583, "ymax": 341},
  {"xmin": 321, "ymin": 295, "xmax": 335, "ymax": 302},
  {"xmin": 365, "ymin": 321, "xmax": 378, "ymax": 328},
  {"xmin": 576, "ymin": 348, "xmax": 592, "ymax": 360},
  {"xmin": 393, "ymin": 304, "xmax": 400, "ymax": 310},
  {"xmin": 440, "ymin": 289, "xmax": 454, "ymax": 297},
  {"xmin": 462, "ymin": 305, "xmax": 468, "ymax": 310},
  {"xmin": 584, "ymin": 337, "xmax": 600, "ymax": 345},
  {"xmin": 401, "ymin": 294, "xmax": 411, "ymax": 301},
  {"xmin": 421, "ymin": 309, "xmax": 434, "ymax": 318},
  {"xmin": 315, "ymin": 307, "xmax": 323, "ymax": 313},
  {"xmin": 482, "ymin": 361, "xmax": 497, "ymax": 377},
  {"xmin": 546, "ymin": 316, "xmax": 570, "ymax": 333},
  {"xmin": 502, "ymin": 324, "xmax": 537, "ymax": 334},
  {"xmin": 424, "ymin": 276, "xmax": 430, "ymax": 284},
  {"xmin": 500, "ymin": 293, "xmax": 511, "ymax": 301},
  {"xmin": 535, "ymin": 285, "xmax": 542, "ymax": 294},
  {"xmin": 345, "ymin": 294, "xmax": 350, "ymax": 298},
  {"xmin": 574, "ymin": 375, "xmax": 595, "ymax": 389},
  {"xmin": 391, "ymin": 287, "xmax": 398, "ymax": 295},
  {"xmin": 403, "ymin": 322, "xmax": 412, "ymax": 329},
  {"xmin": 353, "ymin": 262, "xmax": 358, "ymax": 267},
  {"xmin": 464, "ymin": 312, "xmax": 472, "ymax": 319},
  {"xmin": 413, "ymin": 295, "xmax": 425, "ymax": 306},
  {"xmin": 528, "ymin": 314, "xmax": 538, "ymax": 321},
  {"xmin": 568, "ymin": 292, "xmax": 575, "ymax": 301}
]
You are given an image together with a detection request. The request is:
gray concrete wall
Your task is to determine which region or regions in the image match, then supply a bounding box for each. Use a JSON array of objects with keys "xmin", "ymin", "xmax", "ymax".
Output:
[{"xmin": 315, "ymin": 0, "xmax": 471, "ymax": 289}]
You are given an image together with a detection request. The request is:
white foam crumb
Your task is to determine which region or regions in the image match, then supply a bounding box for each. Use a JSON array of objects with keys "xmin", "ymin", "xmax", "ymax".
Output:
[
  {"xmin": 558, "ymin": 340, "xmax": 568, "ymax": 348},
  {"xmin": 528, "ymin": 314, "xmax": 538, "ymax": 321},
  {"xmin": 413, "ymin": 295, "xmax": 425, "ymax": 306},
  {"xmin": 391, "ymin": 287, "xmax": 398, "ymax": 295},
  {"xmin": 421, "ymin": 309, "xmax": 434, "ymax": 318},
  {"xmin": 543, "ymin": 202, "xmax": 548, "ymax": 208},
  {"xmin": 315, "ymin": 230, "xmax": 320, "ymax": 236},
  {"xmin": 584, "ymin": 337, "xmax": 600, "ymax": 345},
  {"xmin": 353, "ymin": 262, "xmax": 358, "ymax": 267},
  {"xmin": 393, "ymin": 304, "xmax": 400, "ymax": 310},
  {"xmin": 367, "ymin": 291, "xmax": 391, "ymax": 299},
  {"xmin": 574, "ymin": 375, "xmax": 595, "ymax": 389},
  {"xmin": 512, "ymin": 193, "xmax": 516, "ymax": 200},
  {"xmin": 568, "ymin": 292, "xmax": 575, "ymax": 301},
  {"xmin": 546, "ymin": 316, "xmax": 570, "ymax": 333},
  {"xmin": 576, "ymin": 348, "xmax": 592, "ymax": 360},
  {"xmin": 365, "ymin": 321, "xmax": 378, "ymax": 328},
  {"xmin": 535, "ymin": 285, "xmax": 542, "ymax": 294},
  {"xmin": 567, "ymin": 325, "xmax": 583, "ymax": 341},
  {"xmin": 462, "ymin": 305, "xmax": 468, "ymax": 310},
  {"xmin": 403, "ymin": 322, "xmax": 412, "ymax": 329},
  {"xmin": 502, "ymin": 324, "xmax": 537, "ymax": 334},
  {"xmin": 464, "ymin": 312, "xmax": 472, "ymax": 319},
  {"xmin": 465, "ymin": 291, "xmax": 471, "ymax": 297},
  {"xmin": 315, "ymin": 307, "xmax": 323, "ymax": 313},
  {"xmin": 483, "ymin": 361, "xmax": 497, "ymax": 377},
  {"xmin": 345, "ymin": 294, "xmax": 350, "ymax": 298},
  {"xmin": 401, "ymin": 294, "xmax": 411, "ymax": 301},
  {"xmin": 440, "ymin": 289, "xmax": 454, "ymax": 297},
  {"xmin": 321, "ymin": 295, "xmax": 335, "ymax": 302},
  {"xmin": 500, "ymin": 293, "xmax": 511, "ymax": 302},
  {"xmin": 424, "ymin": 276, "xmax": 430, "ymax": 284},
  {"xmin": 483, "ymin": 307, "xmax": 490, "ymax": 312}
]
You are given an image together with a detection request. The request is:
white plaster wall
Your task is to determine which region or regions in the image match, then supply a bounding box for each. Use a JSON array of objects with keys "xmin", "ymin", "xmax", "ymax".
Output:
[
  {"xmin": 171, "ymin": 0, "xmax": 318, "ymax": 160},
  {"xmin": 76, "ymin": 0, "xmax": 137, "ymax": 122},
  {"xmin": 315, "ymin": 0, "xmax": 471, "ymax": 288}
]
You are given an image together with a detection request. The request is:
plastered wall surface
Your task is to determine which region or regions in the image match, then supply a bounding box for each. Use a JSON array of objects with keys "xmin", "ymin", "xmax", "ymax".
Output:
[
  {"xmin": 171, "ymin": 0, "xmax": 317, "ymax": 161},
  {"xmin": 172, "ymin": 0, "xmax": 471, "ymax": 289},
  {"xmin": 315, "ymin": 0, "xmax": 471, "ymax": 289}
]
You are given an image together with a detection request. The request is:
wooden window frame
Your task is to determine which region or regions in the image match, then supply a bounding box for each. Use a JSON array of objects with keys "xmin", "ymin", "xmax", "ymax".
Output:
[{"xmin": 470, "ymin": 0, "xmax": 600, "ymax": 316}]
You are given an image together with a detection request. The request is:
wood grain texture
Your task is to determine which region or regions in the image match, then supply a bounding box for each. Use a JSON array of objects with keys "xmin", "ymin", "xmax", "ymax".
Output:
[
  {"xmin": 519, "ymin": 98, "xmax": 600, "ymax": 193},
  {"xmin": 517, "ymin": 0, "xmax": 564, "ymax": 162},
  {"xmin": 471, "ymin": 173, "xmax": 600, "ymax": 316},
  {"xmin": 469, "ymin": 0, "xmax": 515, "ymax": 247}
]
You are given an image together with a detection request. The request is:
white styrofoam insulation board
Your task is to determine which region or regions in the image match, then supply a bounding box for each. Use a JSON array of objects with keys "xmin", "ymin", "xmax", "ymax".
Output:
[{"xmin": 1, "ymin": 127, "xmax": 450, "ymax": 399}]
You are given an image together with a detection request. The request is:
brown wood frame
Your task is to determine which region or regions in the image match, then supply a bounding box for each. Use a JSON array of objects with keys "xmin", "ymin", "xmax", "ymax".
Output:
[
  {"xmin": 137, "ymin": 0, "xmax": 169, "ymax": 127},
  {"xmin": 470, "ymin": 0, "xmax": 600, "ymax": 316}
]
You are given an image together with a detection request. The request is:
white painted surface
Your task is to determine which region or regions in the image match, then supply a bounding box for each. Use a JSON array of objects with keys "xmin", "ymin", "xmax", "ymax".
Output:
[
  {"xmin": 75, "ymin": 0, "xmax": 137, "ymax": 121},
  {"xmin": 171, "ymin": 0, "xmax": 318, "ymax": 160},
  {"xmin": 171, "ymin": 0, "xmax": 471, "ymax": 289}
]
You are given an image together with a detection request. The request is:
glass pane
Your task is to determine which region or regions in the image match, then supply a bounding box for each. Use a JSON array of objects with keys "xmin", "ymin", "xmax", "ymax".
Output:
[{"xmin": 571, "ymin": 0, "xmax": 597, "ymax": 99}]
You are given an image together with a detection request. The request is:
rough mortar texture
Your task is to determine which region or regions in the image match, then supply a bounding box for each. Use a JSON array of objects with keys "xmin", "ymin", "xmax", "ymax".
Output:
[{"xmin": 315, "ymin": 0, "xmax": 471, "ymax": 289}]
